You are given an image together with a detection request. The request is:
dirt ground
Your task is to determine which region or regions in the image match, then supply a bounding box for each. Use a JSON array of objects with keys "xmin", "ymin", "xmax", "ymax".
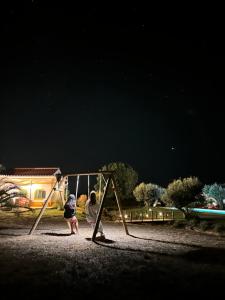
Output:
[{"xmin": 1, "ymin": 215, "xmax": 225, "ymax": 299}]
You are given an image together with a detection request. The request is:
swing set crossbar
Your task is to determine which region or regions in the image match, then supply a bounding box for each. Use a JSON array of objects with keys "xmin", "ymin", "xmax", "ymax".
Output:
[{"xmin": 65, "ymin": 171, "xmax": 113, "ymax": 177}]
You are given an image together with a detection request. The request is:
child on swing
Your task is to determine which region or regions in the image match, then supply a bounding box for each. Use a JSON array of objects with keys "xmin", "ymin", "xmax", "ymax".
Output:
[
  {"xmin": 64, "ymin": 194, "xmax": 79, "ymax": 235},
  {"xmin": 85, "ymin": 190, "xmax": 105, "ymax": 239}
]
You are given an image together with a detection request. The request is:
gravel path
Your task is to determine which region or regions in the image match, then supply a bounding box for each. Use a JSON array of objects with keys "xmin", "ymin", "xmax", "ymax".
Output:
[{"xmin": 1, "ymin": 218, "xmax": 225, "ymax": 299}]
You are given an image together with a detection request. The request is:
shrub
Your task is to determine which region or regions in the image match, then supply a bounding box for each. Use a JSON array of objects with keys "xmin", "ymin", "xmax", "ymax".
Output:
[
  {"xmin": 203, "ymin": 183, "xmax": 225, "ymax": 209},
  {"xmin": 187, "ymin": 218, "xmax": 200, "ymax": 228},
  {"xmin": 102, "ymin": 208, "xmax": 117, "ymax": 221},
  {"xmin": 199, "ymin": 221, "xmax": 210, "ymax": 231},
  {"xmin": 213, "ymin": 223, "xmax": 225, "ymax": 233},
  {"xmin": 77, "ymin": 194, "xmax": 87, "ymax": 209},
  {"xmin": 172, "ymin": 220, "xmax": 186, "ymax": 228}
]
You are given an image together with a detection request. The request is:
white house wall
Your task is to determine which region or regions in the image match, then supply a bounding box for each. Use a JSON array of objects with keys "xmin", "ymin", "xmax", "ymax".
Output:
[{"xmin": 0, "ymin": 175, "xmax": 65, "ymax": 208}]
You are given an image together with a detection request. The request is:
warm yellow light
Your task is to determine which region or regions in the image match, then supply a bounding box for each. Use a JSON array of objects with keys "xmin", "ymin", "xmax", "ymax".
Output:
[
  {"xmin": 159, "ymin": 212, "xmax": 163, "ymax": 216},
  {"xmin": 25, "ymin": 184, "xmax": 40, "ymax": 190},
  {"xmin": 146, "ymin": 214, "xmax": 149, "ymax": 217},
  {"xmin": 125, "ymin": 214, "xmax": 128, "ymax": 219}
]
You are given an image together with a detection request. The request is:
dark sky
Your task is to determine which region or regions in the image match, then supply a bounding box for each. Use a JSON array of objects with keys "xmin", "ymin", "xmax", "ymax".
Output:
[{"xmin": 1, "ymin": 2, "xmax": 225, "ymax": 186}]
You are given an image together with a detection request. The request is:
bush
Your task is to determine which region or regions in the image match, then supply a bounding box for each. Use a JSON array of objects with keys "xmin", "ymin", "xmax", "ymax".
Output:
[
  {"xmin": 77, "ymin": 194, "xmax": 87, "ymax": 210},
  {"xmin": 213, "ymin": 223, "xmax": 225, "ymax": 233},
  {"xmin": 172, "ymin": 220, "xmax": 186, "ymax": 228},
  {"xmin": 203, "ymin": 183, "xmax": 225, "ymax": 209},
  {"xmin": 102, "ymin": 208, "xmax": 117, "ymax": 221},
  {"xmin": 187, "ymin": 218, "xmax": 200, "ymax": 228},
  {"xmin": 199, "ymin": 221, "xmax": 211, "ymax": 231}
]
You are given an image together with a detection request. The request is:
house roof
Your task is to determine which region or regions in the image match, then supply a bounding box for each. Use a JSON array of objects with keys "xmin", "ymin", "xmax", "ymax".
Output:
[{"xmin": 1, "ymin": 168, "xmax": 61, "ymax": 176}]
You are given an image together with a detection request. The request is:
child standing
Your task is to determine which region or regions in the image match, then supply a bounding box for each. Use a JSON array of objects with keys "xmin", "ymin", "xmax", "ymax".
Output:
[
  {"xmin": 85, "ymin": 190, "xmax": 105, "ymax": 239},
  {"xmin": 64, "ymin": 194, "xmax": 79, "ymax": 235}
]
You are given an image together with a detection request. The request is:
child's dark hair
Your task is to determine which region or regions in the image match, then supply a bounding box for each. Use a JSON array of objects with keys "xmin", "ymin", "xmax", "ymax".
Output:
[{"xmin": 90, "ymin": 191, "xmax": 96, "ymax": 205}]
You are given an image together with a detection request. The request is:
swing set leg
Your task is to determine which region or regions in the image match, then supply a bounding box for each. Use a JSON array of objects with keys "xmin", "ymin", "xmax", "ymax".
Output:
[
  {"xmin": 92, "ymin": 175, "xmax": 129, "ymax": 242},
  {"xmin": 29, "ymin": 181, "xmax": 58, "ymax": 235}
]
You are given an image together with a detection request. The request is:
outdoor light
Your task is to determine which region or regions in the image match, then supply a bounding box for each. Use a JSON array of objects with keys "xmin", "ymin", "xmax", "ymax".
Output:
[
  {"xmin": 125, "ymin": 214, "xmax": 128, "ymax": 219},
  {"xmin": 146, "ymin": 214, "xmax": 149, "ymax": 217},
  {"xmin": 28, "ymin": 184, "xmax": 39, "ymax": 191},
  {"xmin": 159, "ymin": 212, "xmax": 163, "ymax": 216},
  {"xmin": 149, "ymin": 208, "xmax": 152, "ymax": 211}
]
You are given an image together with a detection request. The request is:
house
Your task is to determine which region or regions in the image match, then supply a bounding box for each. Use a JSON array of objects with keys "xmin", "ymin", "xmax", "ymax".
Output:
[{"xmin": 0, "ymin": 168, "xmax": 66, "ymax": 208}]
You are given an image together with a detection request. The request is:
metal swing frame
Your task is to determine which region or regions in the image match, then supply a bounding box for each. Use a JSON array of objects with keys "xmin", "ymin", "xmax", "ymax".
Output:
[{"xmin": 28, "ymin": 171, "xmax": 129, "ymax": 241}]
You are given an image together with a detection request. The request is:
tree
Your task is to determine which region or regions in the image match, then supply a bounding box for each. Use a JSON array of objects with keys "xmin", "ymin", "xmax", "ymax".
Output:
[
  {"xmin": 0, "ymin": 164, "xmax": 6, "ymax": 173},
  {"xmin": 133, "ymin": 182, "xmax": 165, "ymax": 207},
  {"xmin": 0, "ymin": 177, "xmax": 23, "ymax": 208},
  {"xmin": 95, "ymin": 162, "xmax": 138, "ymax": 201},
  {"xmin": 133, "ymin": 182, "xmax": 146, "ymax": 203},
  {"xmin": 162, "ymin": 177, "xmax": 203, "ymax": 218},
  {"xmin": 202, "ymin": 183, "xmax": 225, "ymax": 209}
]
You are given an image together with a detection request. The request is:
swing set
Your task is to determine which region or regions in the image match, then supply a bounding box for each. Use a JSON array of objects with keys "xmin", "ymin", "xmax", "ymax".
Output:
[{"xmin": 29, "ymin": 171, "xmax": 129, "ymax": 241}]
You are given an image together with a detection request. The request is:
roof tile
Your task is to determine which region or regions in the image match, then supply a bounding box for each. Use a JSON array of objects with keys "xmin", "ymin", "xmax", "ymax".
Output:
[{"xmin": 1, "ymin": 168, "xmax": 61, "ymax": 176}]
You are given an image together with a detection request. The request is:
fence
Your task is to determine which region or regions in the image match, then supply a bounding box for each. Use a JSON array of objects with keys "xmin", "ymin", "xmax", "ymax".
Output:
[{"xmin": 117, "ymin": 208, "xmax": 185, "ymax": 222}]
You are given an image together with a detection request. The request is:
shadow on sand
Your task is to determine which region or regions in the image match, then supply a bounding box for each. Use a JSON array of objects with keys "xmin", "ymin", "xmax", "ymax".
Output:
[
  {"xmin": 0, "ymin": 232, "xmax": 22, "ymax": 236},
  {"xmin": 85, "ymin": 237, "xmax": 116, "ymax": 244},
  {"xmin": 182, "ymin": 247, "xmax": 225, "ymax": 265},
  {"xmin": 42, "ymin": 232, "xmax": 72, "ymax": 237},
  {"xmin": 128, "ymin": 233, "xmax": 202, "ymax": 249}
]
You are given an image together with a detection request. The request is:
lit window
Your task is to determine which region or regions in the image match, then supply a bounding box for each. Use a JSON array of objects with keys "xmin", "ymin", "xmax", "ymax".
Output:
[{"xmin": 34, "ymin": 190, "xmax": 46, "ymax": 200}]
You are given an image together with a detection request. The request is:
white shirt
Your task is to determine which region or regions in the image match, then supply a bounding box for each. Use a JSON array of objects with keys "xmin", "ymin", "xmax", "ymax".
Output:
[{"xmin": 85, "ymin": 199, "xmax": 99, "ymax": 223}]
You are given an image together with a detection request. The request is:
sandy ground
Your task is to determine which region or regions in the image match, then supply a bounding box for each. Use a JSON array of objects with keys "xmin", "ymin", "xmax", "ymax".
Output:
[{"xmin": 1, "ymin": 216, "xmax": 225, "ymax": 299}]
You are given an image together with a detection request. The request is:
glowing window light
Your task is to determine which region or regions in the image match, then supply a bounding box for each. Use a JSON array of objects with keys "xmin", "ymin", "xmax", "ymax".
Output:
[
  {"xmin": 124, "ymin": 214, "xmax": 128, "ymax": 219},
  {"xmin": 149, "ymin": 208, "xmax": 152, "ymax": 211},
  {"xmin": 159, "ymin": 212, "xmax": 163, "ymax": 216},
  {"xmin": 146, "ymin": 214, "xmax": 149, "ymax": 217},
  {"xmin": 29, "ymin": 184, "xmax": 39, "ymax": 190}
]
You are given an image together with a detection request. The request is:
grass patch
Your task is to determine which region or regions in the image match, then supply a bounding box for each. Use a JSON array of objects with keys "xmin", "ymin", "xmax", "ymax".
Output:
[{"xmin": 0, "ymin": 207, "xmax": 86, "ymax": 222}]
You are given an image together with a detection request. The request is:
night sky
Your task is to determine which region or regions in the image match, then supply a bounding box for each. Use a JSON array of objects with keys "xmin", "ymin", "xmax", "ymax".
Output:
[{"xmin": 1, "ymin": 2, "xmax": 225, "ymax": 186}]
